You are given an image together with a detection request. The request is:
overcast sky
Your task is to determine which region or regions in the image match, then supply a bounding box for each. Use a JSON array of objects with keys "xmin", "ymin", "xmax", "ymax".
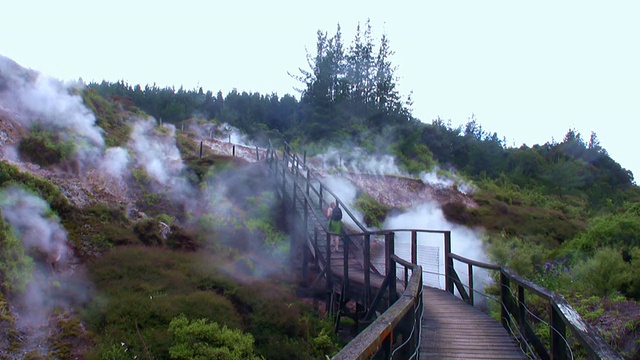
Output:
[{"xmin": 2, "ymin": 0, "xmax": 638, "ymax": 180}]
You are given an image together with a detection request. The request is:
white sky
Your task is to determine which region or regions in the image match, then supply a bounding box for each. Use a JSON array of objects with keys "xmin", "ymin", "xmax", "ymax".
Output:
[{"xmin": 2, "ymin": 0, "xmax": 639, "ymax": 180}]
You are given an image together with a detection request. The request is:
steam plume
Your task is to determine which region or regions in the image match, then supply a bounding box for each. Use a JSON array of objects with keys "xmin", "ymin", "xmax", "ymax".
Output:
[
  {"xmin": 0, "ymin": 55, "xmax": 104, "ymax": 151},
  {"xmin": 0, "ymin": 186, "xmax": 91, "ymax": 353}
]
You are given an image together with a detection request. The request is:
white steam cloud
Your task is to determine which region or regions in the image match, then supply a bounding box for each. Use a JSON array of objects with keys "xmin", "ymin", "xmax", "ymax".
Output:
[
  {"xmin": 129, "ymin": 119, "xmax": 184, "ymax": 186},
  {"xmin": 0, "ymin": 55, "xmax": 104, "ymax": 150},
  {"xmin": 0, "ymin": 186, "xmax": 91, "ymax": 352},
  {"xmin": 383, "ymin": 203, "xmax": 489, "ymax": 290},
  {"xmin": 98, "ymin": 146, "xmax": 131, "ymax": 179},
  {"xmin": 316, "ymin": 147, "xmax": 401, "ymax": 175},
  {"xmin": 317, "ymin": 151, "xmax": 489, "ymax": 295}
]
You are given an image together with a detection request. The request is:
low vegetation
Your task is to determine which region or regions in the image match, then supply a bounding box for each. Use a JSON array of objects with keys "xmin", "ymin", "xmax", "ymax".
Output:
[
  {"xmin": 0, "ymin": 21, "xmax": 638, "ymax": 358},
  {"xmin": 83, "ymin": 246, "xmax": 338, "ymax": 360}
]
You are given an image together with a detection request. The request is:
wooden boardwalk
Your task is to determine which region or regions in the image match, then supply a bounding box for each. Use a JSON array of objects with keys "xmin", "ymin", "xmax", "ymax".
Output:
[
  {"xmin": 269, "ymin": 149, "xmax": 530, "ymax": 359},
  {"xmin": 420, "ymin": 286, "xmax": 528, "ymax": 359}
]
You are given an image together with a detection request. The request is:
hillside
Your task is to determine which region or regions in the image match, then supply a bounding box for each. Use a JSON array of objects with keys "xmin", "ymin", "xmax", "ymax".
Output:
[{"xmin": 1, "ymin": 55, "xmax": 639, "ymax": 359}]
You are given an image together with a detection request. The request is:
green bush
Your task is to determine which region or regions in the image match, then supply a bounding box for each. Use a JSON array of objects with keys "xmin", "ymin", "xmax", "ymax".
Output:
[
  {"xmin": 628, "ymin": 247, "xmax": 640, "ymax": 299},
  {"xmin": 168, "ymin": 313, "xmax": 262, "ymax": 360},
  {"xmin": 134, "ymin": 218, "xmax": 166, "ymax": 246},
  {"xmin": 354, "ymin": 191, "xmax": 390, "ymax": 229},
  {"xmin": 0, "ymin": 215, "xmax": 33, "ymax": 293},
  {"xmin": 18, "ymin": 125, "xmax": 75, "ymax": 166},
  {"xmin": 0, "ymin": 162, "xmax": 71, "ymax": 215},
  {"xmin": 486, "ymin": 233, "xmax": 546, "ymax": 280},
  {"xmin": 567, "ymin": 211, "xmax": 640, "ymax": 257},
  {"xmin": 570, "ymin": 247, "xmax": 632, "ymax": 297}
]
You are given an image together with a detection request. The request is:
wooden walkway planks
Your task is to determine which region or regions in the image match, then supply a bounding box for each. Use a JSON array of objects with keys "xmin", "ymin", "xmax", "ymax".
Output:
[{"xmin": 420, "ymin": 286, "xmax": 528, "ymax": 360}]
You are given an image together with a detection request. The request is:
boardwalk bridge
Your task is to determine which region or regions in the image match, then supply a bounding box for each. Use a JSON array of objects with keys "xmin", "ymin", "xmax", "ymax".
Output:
[{"xmin": 261, "ymin": 141, "xmax": 620, "ymax": 360}]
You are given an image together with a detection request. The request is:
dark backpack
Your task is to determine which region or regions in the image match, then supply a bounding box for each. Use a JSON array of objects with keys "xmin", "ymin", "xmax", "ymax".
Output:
[{"xmin": 331, "ymin": 206, "xmax": 342, "ymax": 221}]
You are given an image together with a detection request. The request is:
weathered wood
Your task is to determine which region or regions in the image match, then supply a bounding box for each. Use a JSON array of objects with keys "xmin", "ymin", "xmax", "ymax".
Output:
[{"xmin": 421, "ymin": 286, "xmax": 527, "ymax": 360}]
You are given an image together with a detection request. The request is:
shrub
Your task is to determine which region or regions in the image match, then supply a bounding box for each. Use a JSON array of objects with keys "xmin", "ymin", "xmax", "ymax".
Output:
[
  {"xmin": 355, "ymin": 191, "xmax": 390, "ymax": 229},
  {"xmin": 134, "ymin": 218, "xmax": 166, "ymax": 246},
  {"xmin": 570, "ymin": 247, "xmax": 632, "ymax": 297},
  {"xmin": 168, "ymin": 314, "xmax": 262, "ymax": 360},
  {"xmin": 485, "ymin": 233, "xmax": 546, "ymax": 280},
  {"xmin": 0, "ymin": 215, "xmax": 33, "ymax": 293},
  {"xmin": 567, "ymin": 212, "xmax": 640, "ymax": 257},
  {"xmin": 18, "ymin": 124, "xmax": 75, "ymax": 166},
  {"xmin": 0, "ymin": 162, "xmax": 71, "ymax": 215}
]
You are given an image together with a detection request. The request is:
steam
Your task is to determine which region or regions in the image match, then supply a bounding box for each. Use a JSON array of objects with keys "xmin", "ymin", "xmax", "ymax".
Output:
[
  {"xmin": 420, "ymin": 167, "xmax": 476, "ymax": 195},
  {"xmin": 221, "ymin": 123, "xmax": 253, "ymax": 147},
  {"xmin": 129, "ymin": 119, "xmax": 184, "ymax": 186},
  {"xmin": 0, "ymin": 55, "xmax": 104, "ymax": 152},
  {"xmin": 128, "ymin": 118, "xmax": 200, "ymax": 213},
  {"xmin": 383, "ymin": 203, "xmax": 489, "ymax": 290},
  {"xmin": 98, "ymin": 146, "xmax": 130, "ymax": 179},
  {"xmin": 317, "ymin": 147, "xmax": 401, "ymax": 175},
  {"xmin": 322, "ymin": 175, "xmax": 372, "ymax": 231},
  {"xmin": 317, "ymin": 150, "xmax": 489, "ymax": 294},
  {"xmin": 313, "ymin": 145, "xmax": 476, "ymax": 197},
  {"xmin": 0, "ymin": 186, "xmax": 91, "ymax": 352}
]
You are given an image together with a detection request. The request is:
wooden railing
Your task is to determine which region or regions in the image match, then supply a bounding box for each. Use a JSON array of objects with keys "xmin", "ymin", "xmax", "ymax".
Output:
[
  {"xmin": 332, "ymin": 252, "xmax": 423, "ymax": 360},
  {"xmin": 447, "ymin": 253, "xmax": 623, "ymax": 360},
  {"xmin": 265, "ymin": 142, "xmax": 424, "ymax": 358},
  {"xmin": 264, "ymin": 141, "xmax": 621, "ymax": 360}
]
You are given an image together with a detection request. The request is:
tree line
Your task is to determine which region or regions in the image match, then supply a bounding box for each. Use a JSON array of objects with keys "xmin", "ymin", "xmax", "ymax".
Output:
[{"xmin": 87, "ymin": 21, "xmax": 636, "ymax": 214}]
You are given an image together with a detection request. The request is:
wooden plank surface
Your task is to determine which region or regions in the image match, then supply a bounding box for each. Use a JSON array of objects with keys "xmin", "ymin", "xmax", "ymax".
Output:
[{"xmin": 420, "ymin": 286, "xmax": 528, "ymax": 360}]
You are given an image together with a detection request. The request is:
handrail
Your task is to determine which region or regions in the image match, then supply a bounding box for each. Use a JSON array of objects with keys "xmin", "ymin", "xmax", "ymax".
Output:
[
  {"xmin": 447, "ymin": 253, "xmax": 623, "ymax": 360},
  {"xmin": 273, "ymin": 142, "xmax": 382, "ymax": 275},
  {"xmin": 265, "ymin": 141, "xmax": 621, "ymax": 360},
  {"xmin": 332, "ymin": 256, "xmax": 423, "ymax": 360},
  {"xmin": 281, "ymin": 141, "xmax": 369, "ymax": 233}
]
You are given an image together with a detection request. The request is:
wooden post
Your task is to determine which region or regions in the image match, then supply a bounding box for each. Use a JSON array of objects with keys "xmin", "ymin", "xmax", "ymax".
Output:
[
  {"xmin": 232, "ymin": 145, "xmax": 235, "ymax": 157},
  {"xmin": 199, "ymin": 141, "xmax": 203, "ymax": 159},
  {"xmin": 468, "ymin": 263, "xmax": 474, "ymax": 306},
  {"xmin": 343, "ymin": 234, "xmax": 349, "ymax": 299},
  {"xmin": 326, "ymin": 232, "xmax": 332, "ymax": 291},
  {"xmin": 292, "ymin": 178, "xmax": 297, "ymax": 212},
  {"xmin": 518, "ymin": 285, "xmax": 526, "ymax": 342},
  {"xmin": 255, "ymin": 146, "xmax": 259, "ymax": 160},
  {"xmin": 500, "ymin": 271, "xmax": 511, "ymax": 331},
  {"xmin": 444, "ymin": 231, "xmax": 453, "ymax": 294},
  {"xmin": 282, "ymin": 168, "xmax": 286, "ymax": 198},
  {"xmin": 302, "ymin": 245, "xmax": 309, "ymax": 287},
  {"xmin": 364, "ymin": 233, "xmax": 371, "ymax": 308},
  {"xmin": 551, "ymin": 303, "xmax": 568, "ymax": 360},
  {"xmin": 411, "ymin": 230, "xmax": 417, "ymax": 264},
  {"xmin": 386, "ymin": 232, "xmax": 397, "ymax": 307},
  {"xmin": 313, "ymin": 227, "xmax": 319, "ymax": 268}
]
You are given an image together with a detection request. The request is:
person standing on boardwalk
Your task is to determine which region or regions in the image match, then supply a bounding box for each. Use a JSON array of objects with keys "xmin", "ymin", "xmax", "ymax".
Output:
[{"xmin": 326, "ymin": 201, "xmax": 342, "ymax": 251}]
